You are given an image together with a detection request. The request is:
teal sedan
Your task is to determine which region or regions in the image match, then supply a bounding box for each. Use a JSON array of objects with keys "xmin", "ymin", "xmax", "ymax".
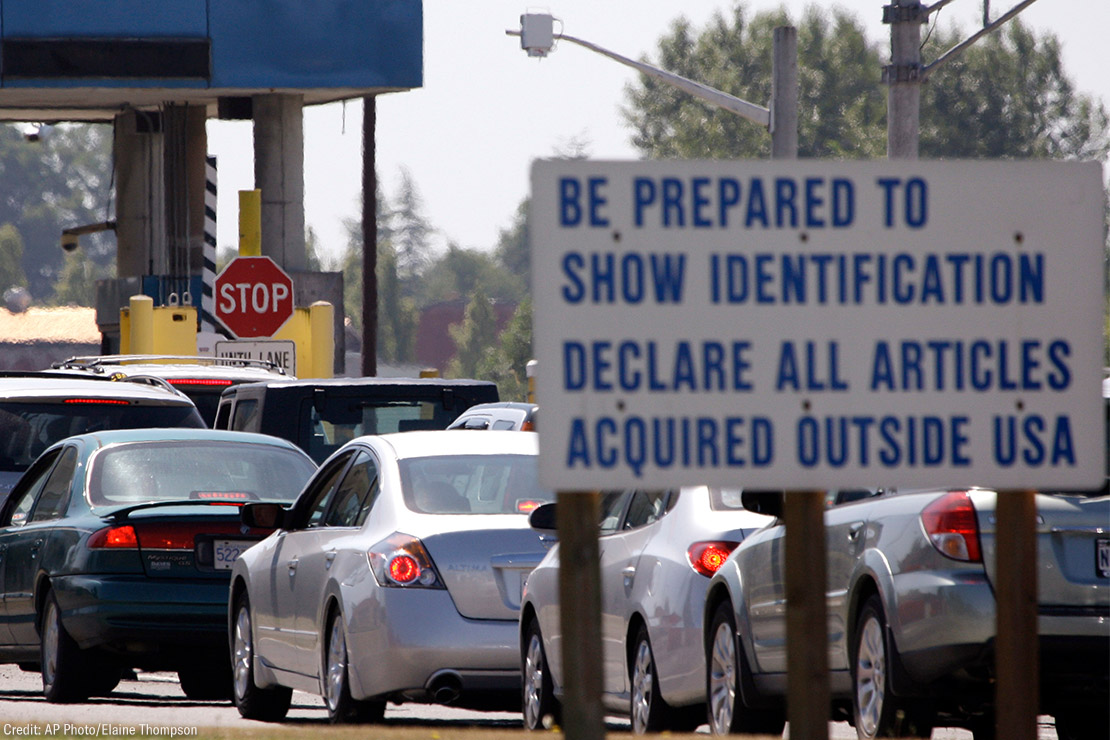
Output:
[{"xmin": 0, "ymin": 428, "xmax": 316, "ymax": 703}]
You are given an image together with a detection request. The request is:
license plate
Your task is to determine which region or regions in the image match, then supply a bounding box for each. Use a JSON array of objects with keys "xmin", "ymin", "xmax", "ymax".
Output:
[
  {"xmin": 214, "ymin": 539, "xmax": 253, "ymax": 570},
  {"xmin": 1098, "ymin": 538, "xmax": 1109, "ymax": 579}
]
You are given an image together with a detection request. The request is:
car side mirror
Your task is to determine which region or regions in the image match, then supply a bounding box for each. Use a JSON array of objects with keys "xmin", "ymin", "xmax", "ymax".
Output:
[
  {"xmin": 241, "ymin": 502, "xmax": 288, "ymax": 530},
  {"xmin": 528, "ymin": 502, "xmax": 558, "ymax": 533},
  {"xmin": 740, "ymin": 490, "xmax": 784, "ymax": 519}
]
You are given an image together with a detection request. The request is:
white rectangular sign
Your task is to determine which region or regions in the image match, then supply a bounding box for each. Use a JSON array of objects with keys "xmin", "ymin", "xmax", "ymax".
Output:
[
  {"xmin": 531, "ymin": 160, "xmax": 1106, "ymax": 490},
  {"xmin": 215, "ymin": 339, "xmax": 296, "ymax": 374}
]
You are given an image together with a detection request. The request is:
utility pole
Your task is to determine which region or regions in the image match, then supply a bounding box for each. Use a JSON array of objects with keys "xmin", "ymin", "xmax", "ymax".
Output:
[
  {"xmin": 361, "ymin": 96, "xmax": 378, "ymax": 377},
  {"xmin": 884, "ymin": 0, "xmax": 924, "ymax": 159},
  {"xmin": 884, "ymin": 0, "xmax": 1043, "ymax": 159}
]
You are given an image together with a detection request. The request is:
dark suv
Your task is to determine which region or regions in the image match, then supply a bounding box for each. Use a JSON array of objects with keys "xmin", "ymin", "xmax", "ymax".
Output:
[
  {"xmin": 0, "ymin": 373, "xmax": 205, "ymax": 503},
  {"xmin": 213, "ymin": 377, "xmax": 499, "ymax": 463}
]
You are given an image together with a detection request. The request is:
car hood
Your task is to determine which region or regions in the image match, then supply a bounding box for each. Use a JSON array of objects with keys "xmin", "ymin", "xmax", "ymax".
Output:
[{"xmin": 418, "ymin": 523, "xmax": 548, "ymax": 620}]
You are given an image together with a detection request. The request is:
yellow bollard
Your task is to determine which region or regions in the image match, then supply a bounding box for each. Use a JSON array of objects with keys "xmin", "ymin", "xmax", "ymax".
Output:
[
  {"xmin": 129, "ymin": 295, "xmax": 154, "ymax": 354},
  {"xmin": 239, "ymin": 189, "xmax": 262, "ymax": 257},
  {"xmin": 309, "ymin": 301, "xmax": 334, "ymax": 379},
  {"xmin": 526, "ymin": 359, "xmax": 537, "ymax": 403},
  {"xmin": 152, "ymin": 306, "xmax": 198, "ymax": 356}
]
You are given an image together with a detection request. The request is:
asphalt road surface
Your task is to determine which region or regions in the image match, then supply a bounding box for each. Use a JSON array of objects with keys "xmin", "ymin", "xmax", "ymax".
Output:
[{"xmin": 0, "ymin": 665, "xmax": 1060, "ymax": 738}]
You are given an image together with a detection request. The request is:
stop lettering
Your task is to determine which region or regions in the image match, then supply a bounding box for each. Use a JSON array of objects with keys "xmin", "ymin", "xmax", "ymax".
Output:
[{"xmin": 214, "ymin": 256, "xmax": 295, "ymax": 338}]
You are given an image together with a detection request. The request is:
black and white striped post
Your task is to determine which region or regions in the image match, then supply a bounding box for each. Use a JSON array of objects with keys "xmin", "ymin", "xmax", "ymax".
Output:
[{"xmin": 201, "ymin": 155, "xmax": 219, "ymax": 333}]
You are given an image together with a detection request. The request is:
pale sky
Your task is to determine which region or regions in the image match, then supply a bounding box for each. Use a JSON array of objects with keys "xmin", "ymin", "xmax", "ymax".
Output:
[{"xmin": 206, "ymin": 0, "xmax": 1109, "ymax": 264}]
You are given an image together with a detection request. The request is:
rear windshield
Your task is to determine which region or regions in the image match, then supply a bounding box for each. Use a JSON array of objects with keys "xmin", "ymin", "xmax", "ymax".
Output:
[
  {"xmin": 310, "ymin": 400, "xmax": 469, "ymax": 463},
  {"xmin": 399, "ymin": 453, "xmax": 554, "ymax": 515},
  {"xmin": 0, "ymin": 402, "xmax": 204, "ymax": 474},
  {"xmin": 89, "ymin": 440, "xmax": 315, "ymax": 507}
]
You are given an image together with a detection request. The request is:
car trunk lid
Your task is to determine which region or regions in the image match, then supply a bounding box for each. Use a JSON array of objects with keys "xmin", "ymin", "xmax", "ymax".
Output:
[
  {"xmin": 420, "ymin": 525, "xmax": 548, "ymax": 620},
  {"xmin": 976, "ymin": 490, "xmax": 1110, "ymax": 608}
]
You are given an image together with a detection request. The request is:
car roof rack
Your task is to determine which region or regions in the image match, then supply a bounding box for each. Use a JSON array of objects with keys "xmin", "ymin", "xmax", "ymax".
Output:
[{"xmin": 53, "ymin": 354, "xmax": 288, "ymax": 375}]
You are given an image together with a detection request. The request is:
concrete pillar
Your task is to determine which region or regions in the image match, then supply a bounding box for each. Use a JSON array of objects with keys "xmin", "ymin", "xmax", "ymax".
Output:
[
  {"xmin": 252, "ymin": 93, "xmax": 306, "ymax": 271},
  {"xmin": 161, "ymin": 104, "xmax": 208, "ymax": 291},
  {"xmin": 113, "ymin": 110, "xmax": 165, "ymax": 277}
]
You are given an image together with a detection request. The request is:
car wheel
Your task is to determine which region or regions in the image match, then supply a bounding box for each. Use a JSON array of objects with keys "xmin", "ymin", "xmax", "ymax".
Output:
[
  {"xmin": 1055, "ymin": 705, "xmax": 1110, "ymax": 740},
  {"xmin": 630, "ymin": 624, "xmax": 671, "ymax": 734},
  {"xmin": 41, "ymin": 592, "xmax": 90, "ymax": 703},
  {"xmin": 231, "ymin": 593, "xmax": 292, "ymax": 721},
  {"xmin": 324, "ymin": 608, "xmax": 385, "ymax": 723},
  {"xmin": 707, "ymin": 601, "xmax": 785, "ymax": 736},
  {"xmin": 852, "ymin": 595, "xmax": 933, "ymax": 739},
  {"xmin": 84, "ymin": 654, "xmax": 123, "ymax": 697},
  {"xmin": 522, "ymin": 617, "xmax": 560, "ymax": 730},
  {"xmin": 179, "ymin": 662, "xmax": 233, "ymax": 701}
]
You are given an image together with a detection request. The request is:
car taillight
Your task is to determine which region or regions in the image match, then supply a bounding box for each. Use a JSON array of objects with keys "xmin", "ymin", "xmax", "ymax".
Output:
[
  {"xmin": 88, "ymin": 525, "xmax": 139, "ymax": 549},
  {"xmin": 169, "ymin": 378, "xmax": 234, "ymax": 387},
  {"xmin": 368, "ymin": 532, "xmax": 444, "ymax": 589},
  {"xmin": 687, "ymin": 541, "xmax": 741, "ymax": 577},
  {"xmin": 921, "ymin": 491, "xmax": 982, "ymax": 562},
  {"xmin": 64, "ymin": 398, "xmax": 130, "ymax": 405},
  {"xmin": 89, "ymin": 522, "xmax": 251, "ymax": 550}
]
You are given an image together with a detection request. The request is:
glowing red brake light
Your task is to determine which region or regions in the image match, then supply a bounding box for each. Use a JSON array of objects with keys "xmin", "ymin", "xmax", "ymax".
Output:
[
  {"xmin": 169, "ymin": 378, "xmax": 234, "ymax": 387},
  {"xmin": 88, "ymin": 525, "xmax": 138, "ymax": 549},
  {"xmin": 64, "ymin": 398, "xmax": 129, "ymax": 405},
  {"xmin": 921, "ymin": 491, "xmax": 982, "ymax": 562},
  {"xmin": 687, "ymin": 541, "xmax": 741, "ymax": 577},
  {"xmin": 388, "ymin": 554, "xmax": 421, "ymax": 585}
]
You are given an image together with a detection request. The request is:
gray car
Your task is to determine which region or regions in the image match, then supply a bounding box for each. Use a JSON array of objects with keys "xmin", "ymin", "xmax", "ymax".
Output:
[
  {"xmin": 228, "ymin": 430, "xmax": 554, "ymax": 722},
  {"xmin": 519, "ymin": 487, "xmax": 772, "ymax": 733},
  {"xmin": 704, "ymin": 484, "xmax": 1109, "ymax": 739}
]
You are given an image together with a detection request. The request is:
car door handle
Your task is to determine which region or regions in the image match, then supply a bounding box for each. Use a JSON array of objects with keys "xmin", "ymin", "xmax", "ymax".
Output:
[
  {"xmin": 622, "ymin": 565, "xmax": 636, "ymax": 586},
  {"xmin": 30, "ymin": 538, "xmax": 44, "ymax": 558},
  {"xmin": 847, "ymin": 522, "xmax": 865, "ymax": 541},
  {"xmin": 325, "ymin": 551, "xmax": 337, "ymax": 569},
  {"xmin": 287, "ymin": 558, "xmax": 298, "ymax": 576}
]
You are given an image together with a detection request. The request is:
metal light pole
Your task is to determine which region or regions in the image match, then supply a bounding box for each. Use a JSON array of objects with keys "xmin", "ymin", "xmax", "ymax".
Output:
[{"xmin": 510, "ymin": 15, "xmax": 798, "ymax": 739}]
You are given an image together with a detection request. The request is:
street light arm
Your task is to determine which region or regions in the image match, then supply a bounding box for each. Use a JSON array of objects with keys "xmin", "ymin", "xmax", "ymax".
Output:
[
  {"xmin": 506, "ymin": 29, "xmax": 770, "ymax": 128},
  {"xmin": 921, "ymin": 0, "xmax": 1041, "ymax": 80}
]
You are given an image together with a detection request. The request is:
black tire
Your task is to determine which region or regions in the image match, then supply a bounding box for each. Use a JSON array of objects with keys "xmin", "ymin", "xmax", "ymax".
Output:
[
  {"xmin": 630, "ymin": 624, "xmax": 672, "ymax": 734},
  {"xmin": 1055, "ymin": 706, "xmax": 1109, "ymax": 740},
  {"xmin": 706, "ymin": 600, "xmax": 785, "ymax": 736},
  {"xmin": 40, "ymin": 592, "xmax": 90, "ymax": 703},
  {"xmin": 851, "ymin": 595, "xmax": 933, "ymax": 739},
  {"xmin": 84, "ymin": 653, "xmax": 123, "ymax": 697},
  {"xmin": 522, "ymin": 616, "xmax": 560, "ymax": 730},
  {"xmin": 179, "ymin": 661, "xmax": 234, "ymax": 702},
  {"xmin": 231, "ymin": 592, "xmax": 292, "ymax": 721},
  {"xmin": 323, "ymin": 608, "xmax": 385, "ymax": 723}
]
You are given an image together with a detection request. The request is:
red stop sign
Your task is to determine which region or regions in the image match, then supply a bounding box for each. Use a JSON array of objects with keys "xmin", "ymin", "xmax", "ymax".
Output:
[{"xmin": 214, "ymin": 256, "xmax": 295, "ymax": 338}]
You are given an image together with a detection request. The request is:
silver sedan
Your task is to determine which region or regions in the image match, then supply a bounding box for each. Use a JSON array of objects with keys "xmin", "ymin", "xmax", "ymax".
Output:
[
  {"xmin": 519, "ymin": 487, "xmax": 772, "ymax": 733},
  {"xmin": 228, "ymin": 430, "xmax": 554, "ymax": 722},
  {"xmin": 705, "ymin": 487, "xmax": 1109, "ymax": 739}
]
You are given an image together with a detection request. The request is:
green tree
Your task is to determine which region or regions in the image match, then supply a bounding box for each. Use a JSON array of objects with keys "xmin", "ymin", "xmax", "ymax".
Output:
[
  {"xmin": 920, "ymin": 20, "xmax": 1109, "ymax": 159},
  {"xmin": 375, "ymin": 241, "xmax": 417, "ymax": 363},
  {"xmin": 624, "ymin": 5, "xmax": 886, "ymax": 159},
  {"xmin": 624, "ymin": 4, "xmax": 1107, "ymax": 163},
  {"xmin": 447, "ymin": 288, "xmax": 500, "ymax": 379},
  {"xmin": 417, "ymin": 243, "xmax": 524, "ymax": 307},
  {"xmin": 476, "ymin": 297, "xmax": 533, "ymax": 401},
  {"xmin": 0, "ymin": 123, "xmax": 113, "ymax": 301},
  {"xmin": 390, "ymin": 167, "xmax": 434, "ymax": 286},
  {"xmin": 0, "ymin": 223, "xmax": 28, "ymax": 291},
  {"xmin": 51, "ymin": 249, "xmax": 107, "ymax": 306}
]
